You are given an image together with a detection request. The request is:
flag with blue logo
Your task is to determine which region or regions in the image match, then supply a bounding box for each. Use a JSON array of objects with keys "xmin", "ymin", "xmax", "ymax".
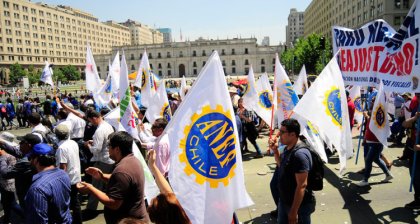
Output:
[
  {"xmin": 293, "ymin": 56, "xmax": 353, "ymax": 173},
  {"xmin": 134, "ymin": 50, "xmax": 156, "ymax": 107},
  {"xmin": 145, "ymin": 80, "xmax": 172, "ymax": 124},
  {"xmin": 293, "ymin": 65, "xmax": 308, "ymax": 96},
  {"xmin": 94, "ymin": 71, "xmax": 112, "ymax": 107},
  {"xmin": 348, "ymin": 86, "xmax": 364, "ymax": 126},
  {"xmin": 274, "ymin": 53, "xmax": 299, "ymax": 126},
  {"xmin": 165, "ymin": 51, "xmax": 253, "ymax": 224},
  {"xmin": 85, "ymin": 43, "xmax": 102, "ymax": 93},
  {"xmin": 368, "ymin": 80, "xmax": 390, "ymax": 146},
  {"xmin": 254, "ymin": 73, "xmax": 274, "ymax": 126}
]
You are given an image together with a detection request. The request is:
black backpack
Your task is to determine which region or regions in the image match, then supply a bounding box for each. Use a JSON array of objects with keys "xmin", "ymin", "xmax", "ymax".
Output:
[
  {"xmin": 292, "ymin": 143, "xmax": 325, "ymax": 191},
  {"xmin": 33, "ymin": 129, "xmax": 59, "ymax": 150}
]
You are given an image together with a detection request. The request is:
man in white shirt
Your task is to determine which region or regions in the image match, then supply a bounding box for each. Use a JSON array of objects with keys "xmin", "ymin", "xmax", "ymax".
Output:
[
  {"xmin": 55, "ymin": 124, "xmax": 82, "ymax": 224},
  {"xmin": 84, "ymin": 110, "xmax": 114, "ymax": 215},
  {"xmin": 28, "ymin": 112, "xmax": 48, "ymax": 141}
]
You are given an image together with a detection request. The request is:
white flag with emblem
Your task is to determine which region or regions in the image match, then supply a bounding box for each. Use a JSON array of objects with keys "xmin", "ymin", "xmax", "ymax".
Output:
[
  {"xmin": 85, "ymin": 44, "xmax": 102, "ymax": 93},
  {"xmin": 40, "ymin": 61, "xmax": 54, "ymax": 87},
  {"xmin": 368, "ymin": 80, "xmax": 390, "ymax": 146},
  {"xmin": 348, "ymin": 86, "xmax": 364, "ymax": 127},
  {"xmin": 94, "ymin": 71, "xmax": 112, "ymax": 107},
  {"xmin": 254, "ymin": 73, "xmax": 274, "ymax": 126},
  {"xmin": 110, "ymin": 51, "xmax": 120, "ymax": 98},
  {"xmin": 165, "ymin": 51, "xmax": 253, "ymax": 224},
  {"xmin": 293, "ymin": 56, "xmax": 353, "ymax": 173},
  {"xmin": 134, "ymin": 50, "xmax": 155, "ymax": 107},
  {"xmin": 241, "ymin": 66, "xmax": 258, "ymax": 111},
  {"xmin": 145, "ymin": 80, "xmax": 172, "ymax": 124},
  {"xmin": 293, "ymin": 65, "xmax": 308, "ymax": 95},
  {"xmin": 274, "ymin": 53, "xmax": 299, "ymax": 126}
]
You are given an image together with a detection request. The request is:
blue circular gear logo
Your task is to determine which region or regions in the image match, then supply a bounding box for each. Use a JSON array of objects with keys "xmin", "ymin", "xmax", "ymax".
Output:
[
  {"xmin": 324, "ymin": 87, "xmax": 342, "ymax": 127},
  {"xmin": 258, "ymin": 90, "xmax": 273, "ymax": 109}
]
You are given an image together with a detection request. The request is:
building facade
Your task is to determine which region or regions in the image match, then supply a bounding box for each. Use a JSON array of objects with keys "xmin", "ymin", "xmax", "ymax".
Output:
[
  {"xmin": 0, "ymin": 0, "xmax": 132, "ymax": 83},
  {"xmin": 157, "ymin": 28, "xmax": 172, "ymax": 43},
  {"xmin": 286, "ymin": 8, "xmax": 305, "ymax": 47},
  {"xmin": 94, "ymin": 38, "xmax": 284, "ymax": 79},
  {"xmin": 120, "ymin": 19, "xmax": 163, "ymax": 45},
  {"xmin": 304, "ymin": 0, "xmax": 414, "ymax": 41}
]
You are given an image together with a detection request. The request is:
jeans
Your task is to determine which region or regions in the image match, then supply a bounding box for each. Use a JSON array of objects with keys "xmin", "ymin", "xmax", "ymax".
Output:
[
  {"xmin": 277, "ymin": 195, "xmax": 316, "ymax": 224},
  {"xmin": 71, "ymin": 184, "xmax": 82, "ymax": 224},
  {"xmin": 270, "ymin": 166, "xmax": 280, "ymax": 208},
  {"xmin": 363, "ymin": 142, "xmax": 390, "ymax": 181}
]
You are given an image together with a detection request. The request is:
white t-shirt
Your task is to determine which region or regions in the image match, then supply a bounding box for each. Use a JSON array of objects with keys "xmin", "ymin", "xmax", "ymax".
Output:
[
  {"xmin": 32, "ymin": 123, "xmax": 49, "ymax": 142},
  {"xmin": 66, "ymin": 113, "xmax": 86, "ymax": 139},
  {"xmin": 56, "ymin": 139, "xmax": 81, "ymax": 185},
  {"xmin": 90, "ymin": 121, "xmax": 114, "ymax": 164}
]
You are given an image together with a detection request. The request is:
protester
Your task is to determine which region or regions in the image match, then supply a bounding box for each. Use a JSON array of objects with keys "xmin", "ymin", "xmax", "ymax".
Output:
[
  {"xmin": 229, "ymin": 86, "xmax": 240, "ymax": 111},
  {"xmin": 237, "ymin": 98, "xmax": 263, "ymax": 158},
  {"xmin": 346, "ymin": 91, "xmax": 355, "ymax": 130},
  {"xmin": 25, "ymin": 143, "xmax": 72, "ymax": 223},
  {"xmin": 141, "ymin": 118, "xmax": 170, "ymax": 177},
  {"xmin": 277, "ymin": 118, "xmax": 315, "ymax": 224},
  {"xmin": 77, "ymin": 131, "xmax": 150, "ymax": 224},
  {"xmin": 55, "ymin": 124, "xmax": 82, "ymax": 224},
  {"xmin": 0, "ymin": 133, "xmax": 41, "ymax": 209},
  {"xmin": 83, "ymin": 109, "xmax": 115, "ymax": 217},
  {"xmin": 0, "ymin": 146, "xmax": 18, "ymax": 223},
  {"xmin": 356, "ymin": 96, "xmax": 393, "ymax": 187},
  {"xmin": 16, "ymin": 98, "xmax": 25, "ymax": 128},
  {"xmin": 147, "ymin": 149, "xmax": 191, "ymax": 224},
  {"xmin": 28, "ymin": 112, "xmax": 49, "ymax": 141}
]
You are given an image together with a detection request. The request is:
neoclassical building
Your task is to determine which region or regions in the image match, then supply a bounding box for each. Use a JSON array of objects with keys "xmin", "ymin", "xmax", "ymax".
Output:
[{"xmin": 95, "ymin": 38, "xmax": 284, "ymax": 79}]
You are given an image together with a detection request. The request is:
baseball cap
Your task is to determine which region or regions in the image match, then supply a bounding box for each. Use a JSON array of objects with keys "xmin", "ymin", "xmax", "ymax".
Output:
[
  {"xmin": 17, "ymin": 133, "xmax": 42, "ymax": 145},
  {"xmin": 29, "ymin": 143, "xmax": 53, "ymax": 157},
  {"xmin": 54, "ymin": 124, "xmax": 69, "ymax": 137}
]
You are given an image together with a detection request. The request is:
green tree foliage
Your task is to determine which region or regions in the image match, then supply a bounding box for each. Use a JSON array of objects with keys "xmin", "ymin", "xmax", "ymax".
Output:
[
  {"xmin": 53, "ymin": 67, "xmax": 67, "ymax": 84},
  {"xmin": 61, "ymin": 65, "xmax": 81, "ymax": 81},
  {"xmin": 281, "ymin": 33, "xmax": 332, "ymax": 76},
  {"xmin": 27, "ymin": 65, "xmax": 41, "ymax": 85},
  {"xmin": 8, "ymin": 63, "xmax": 27, "ymax": 85}
]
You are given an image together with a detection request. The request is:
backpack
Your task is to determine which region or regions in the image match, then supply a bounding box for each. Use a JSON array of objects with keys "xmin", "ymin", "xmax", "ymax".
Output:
[
  {"xmin": 33, "ymin": 129, "xmax": 59, "ymax": 150},
  {"xmin": 292, "ymin": 143, "xmax": 325, "ymax": 191},
  {"xmin": 1, "ymin": 106, "xmax": 6, "ymax": 113}
]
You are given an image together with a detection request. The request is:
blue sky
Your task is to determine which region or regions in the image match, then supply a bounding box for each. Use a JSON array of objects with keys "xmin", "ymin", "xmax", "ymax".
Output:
[{"xmin": 39, "ymin": 0, "xmax": 311, "ymax": 44}]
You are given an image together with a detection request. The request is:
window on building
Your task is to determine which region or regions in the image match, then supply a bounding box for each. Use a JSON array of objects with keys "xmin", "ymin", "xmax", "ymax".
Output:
[
  {"xmin": 131, "ymin": 54, "xmax": 134, "ymax": 60},
  {"xmin": 245, "ymin": 59, "xmax": 249, "ymax": 65},
  {"xmin": 261, "ymin": 66, "xmax": 265, "ymax": 73},
  {"xmin": 139, "ymin": 53, "xmax": 142, "ymax": 59},
  {"xmin": 149, "ymin": 53, "xmax": 153, "ymax": 59},
  {"xmin": 167, "ymin": 52, "xmax": 171, "ymax": 58},
  {"xmin": 221, "ymin": 49, "xmax": 226, "ymax": 55},
  {"xmin": 394, "ymin": 16, "xmax": 402, "ymax": 26},
  {"xmin": 192, "ymin": 50, "xmax": 196, "ymax": 57},
  {"xmin": 193, "ymin": 62, "xmax": 197, "ymax": 67},
  {"xmin": 202, "ymin": 61, "xmax": 206, "ymax": 66},
  {"xmin": 168, "ymin": 70, "xmax": 172, "ymax": 76},
  {"xmin": 193, "ymin": 69, "xmax": 197, "ymax": 75},
  {"xmin": 261, "ymin": 59, "xmax": 265, "ymax": 65},
  {"xmin": 131, "ymin": 65, "xmax": 135, "ymax": 70},
  {"xmin": 232, "ymin": 60, "xmax": 236, "ymax": 66},
  {"xmin": 245, "ymin": 48, "xmax": 249, "ymax": 54},
  {"xmin": 167, "ymin": 63, "xmax": 171, "ymax": 68},
  {"xmin": 231, "ymin": 49, "xmax": 235, "ymax": 55},
  {"xmin": 179, "ymin": 51, "xmax": 183, "ymax": 57},
  {"xmin": 158, "ymin": 52, "xmax": 161, "ymax": 58},
  {"xmin": 222, "ymin": 60, "xmax": 226, "ymax": 66},
  {"xmin": 158, "ymin": 63, "xmax": 162, "ymax": 69},
  {"xmin": 202, "ymin": 50, "xmax": 206, "ymax": 56},
  {"xmin": 232, "ymin": 67, "xmax": 236, "ymax": 74},
  {"xmin": 403, "ymin": 0, "xmax": 409, "ymax": 8},
  {"xmin": 395, "ymin": 0, "xmax": 401, "ymax": 8},
  {"xmin": 158, "ymin": 71, "xmax": 162, "ymax": 76}
]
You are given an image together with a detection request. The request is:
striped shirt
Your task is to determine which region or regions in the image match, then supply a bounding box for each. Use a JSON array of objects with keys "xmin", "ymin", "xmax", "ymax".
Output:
[{"xmin": 25, "ymin": 168, "xmax": 72, "ymax": 224}]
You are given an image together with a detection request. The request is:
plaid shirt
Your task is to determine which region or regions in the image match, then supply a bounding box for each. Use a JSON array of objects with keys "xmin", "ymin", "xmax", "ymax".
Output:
[
  {"xmin": 0, "ymin": 153, "xmax": 16, "ymax": 192},
  {"xmin": 238, "ymin": 108, "xmax": 254, "ymax": 124}
]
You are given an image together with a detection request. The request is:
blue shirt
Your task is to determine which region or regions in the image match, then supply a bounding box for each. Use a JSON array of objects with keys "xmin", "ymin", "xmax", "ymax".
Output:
[
  {"xmin": 394, "ymin": 94, "xmax": 405, "ymax": 108},
  {"xmin": 25, "ymin": 168, "xmax": 72, "ymax": 224}
]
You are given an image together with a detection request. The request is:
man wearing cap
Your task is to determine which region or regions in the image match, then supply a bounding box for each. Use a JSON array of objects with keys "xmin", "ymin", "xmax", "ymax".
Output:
[
  {"xmin": 77, "ymin": 131, "xmax": 150, "ymax": 224},
  {"xmin": 0, "ymin": 133, "xmax": 40, "ymax": 209},
  {"xmin": 55, "ymin": 124, "xmax": 82, "ymax": 224},
  {"xmin": 25, "ymin": 143, "xmax": 72, "ymax": 223}
]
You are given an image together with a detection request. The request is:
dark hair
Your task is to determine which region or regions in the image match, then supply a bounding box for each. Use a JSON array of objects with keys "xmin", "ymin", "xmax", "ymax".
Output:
[
  {"xmin": 118, "ymin": 218, "xmax": 148, "ymax": 224},
  {"xmin": 152, "ymin": 118, "xmax": 168, "ymax": 130},
  {"xmin": 345, "ymin": 90, "xmax": 349, "ymax": 97},
  {"xmin": 6, "ymin": 97, "xmax": 12, "ymax": 103},
  {"xmin": 108, "ymin": 131, "xmax": 133, "ymax": 156},
  {"xmin": 100, "ymin": 108, "xmax": 110, "ymax": 116},
  {"xmin": 28, "ymin": 112, "xmax": 41, "ymax": 125},
  {"xmin": 34, "ymin": 154, "xmax": 56, "ymax": 167},
  {"xmin": 46, "ymin": 95, "xmax": 51, "ymax": 100},
  {"xmin": 86, "ymin": 109, "xmax": 101, "ymax": 119},
  {"xmin": 280, "ymin": 118, "xmax": 300, "ymax": 136},
  {"xmin": 148, "ymin": 193, "xmax": 191, "ymax": 224},
  {"xmin": 57, "ymin": 108, "xmax": 68, "ymax": 120}
]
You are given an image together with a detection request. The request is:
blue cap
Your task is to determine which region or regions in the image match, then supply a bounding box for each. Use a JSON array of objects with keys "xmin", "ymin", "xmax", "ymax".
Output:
[{"xmin": 30, "ymin": 143, "xmax": 53, "ymax": 157}]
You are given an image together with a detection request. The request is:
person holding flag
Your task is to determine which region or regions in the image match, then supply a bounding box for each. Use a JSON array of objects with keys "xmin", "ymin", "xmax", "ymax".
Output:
[{"xmin": 237, "ymin": 98, "xmax": 263, "ymax": 158}]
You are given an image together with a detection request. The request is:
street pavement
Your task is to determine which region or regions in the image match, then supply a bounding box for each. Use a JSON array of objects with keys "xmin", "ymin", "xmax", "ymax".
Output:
[{"xmin": 4, "ymin": 128, "xmax": 420, "ymax": 223}]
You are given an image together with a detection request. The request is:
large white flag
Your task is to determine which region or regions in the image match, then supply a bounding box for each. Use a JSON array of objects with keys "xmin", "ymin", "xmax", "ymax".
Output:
[
  {"xmin": 241, "ymin": 66, "xmax": 258, "ymax": 111},
  {"xmin": 85, "ymin": 44, "xmax": 102, "ymax": 93},
  {"xmin": 348, "ymin": 86, "xmax": 364, "ymax": 126},
  {"xmin": 110, "ymin": 51, "xmax": 120, "ymax": 98},
  {"xmin": 293, "ymin": 56, "xmax": 353, "ymax": 173},
  {"xmin": 165, "ymin": 51, "xmax": 253, "ymax": 224},
  {"xmin": 145, "ymin": 80, "xmax": 172, "ymax": 124},
  {"xmin": 94, "ymin": 71, "xmax": 113, "ymax": 107},
  {"xmin": 254, "ymin": 73, "xmax": 274, "ymax": 126},
  {"xmin": 274, "ymin": 53, "xmax": 299, "ymax": 126},
  {"xmin": 293, "ymin": 65, "xmax": 308, "ymax": 96},
  {"xmin": 180, "ymin": 75, "xmax": 187, "ymax": 100},
  {"xmin": 368, "ymin": 80, "xmax": 390, "ymax": 146},
  {"xmin": 116, "ymin": 53, "xmax": 159, "ymax": 202},
  {"xmin": 134, "ymin": 50, "xmax": 155, "ymax": 107},
  {"xmin": 40, "ymin": 61, "xmax": 54, "ymax": 87}
]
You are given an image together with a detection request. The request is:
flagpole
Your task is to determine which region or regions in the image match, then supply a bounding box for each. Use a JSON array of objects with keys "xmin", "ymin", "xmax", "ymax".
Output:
[
  {"xmin": 409, "ymin": 102, "xmax": 420, "ymax": 192},
  {"xmin": 355, "ymin": 93, "xmax": 367, "ymax": 165}
]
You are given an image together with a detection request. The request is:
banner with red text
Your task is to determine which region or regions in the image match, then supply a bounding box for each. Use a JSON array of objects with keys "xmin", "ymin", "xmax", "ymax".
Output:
[{"xmin": 332, "ymin": 8, "xmax": 420, "ymax": 93}]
